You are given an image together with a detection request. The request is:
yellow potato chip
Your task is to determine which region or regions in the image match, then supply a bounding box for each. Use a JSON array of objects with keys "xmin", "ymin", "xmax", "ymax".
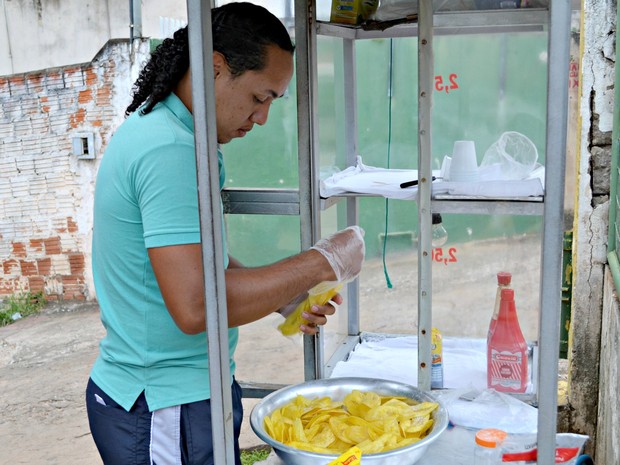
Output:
[
  {"xmin": 288, "ymin": 441, "xmax": 334, "ymax": 454},
  {"xmin": 328, "ymin": 416, "xmax": 354, "ymax": 444},
  {"xmin": 410, "ymin": 401, "xmax": 439, "ymax": 416},
  {"xmin": 397, "ymin": 436, "xmax": 422, "ymax": 448},
  {"xmin": 343, "ymin": 390, "xmax": 381, "ymax": 418},
  {"xmin": 292, "ymin": 417, "xmax": 307, "ymax": 442},
  {"xmin": 281, "ymin": 404, "xmax": 304, "ymax": 421},
  {"xmin": 305, "ymin": 412, "xmax": 334, "ymax": 430},
  {"xmin": 369, "ymin": 417, "xmax": 400, "ymax": 436},
  {"xmin": 357, "ymin": 433, "xmax": 390, "ymax": 454},
  {"xmin": 384, "ymin": 436, "xmax": 421, "ymax": 452},
  {"xmin": 264, "ymin": 415, "xmax": 276, "ymax": 438},
  {"xmin": 328, "ymin": 439, "xmax": 355, "ymax": 454},
  {"xmin": 405, "ymin": 419, "xmax": 434, "ymax": 438},
  {"xmin": 344, "ymin": 425, "xmax": 373, "ymax": 444},
  {"xmin": 262, "ymin": 390, "xmax": 439, "ymax": 455},
  {"xmin": 309, "ymin": 424, "xmax": 336, "ymax": 448},
  {"xmin": 303, "ymin": 422, "xmax": 322, "ymax": 441},
  {"xmin": 401, "ymin": 415, "xmax": 432, "ymax": 435},
  {"xmin": 382, "ymin": 395, "xmax": 411, "ymax": 404}
]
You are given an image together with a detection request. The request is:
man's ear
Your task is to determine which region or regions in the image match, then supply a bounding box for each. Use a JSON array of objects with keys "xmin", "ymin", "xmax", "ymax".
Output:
[{"xmin": 213, "ymin": 52, "xmax": 226, "ymax": 78}]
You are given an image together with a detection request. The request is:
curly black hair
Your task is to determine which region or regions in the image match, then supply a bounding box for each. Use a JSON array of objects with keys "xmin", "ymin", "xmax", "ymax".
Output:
[{"xmin": 125, "ymin": 2, "xmax": 295, "ymax": 116}]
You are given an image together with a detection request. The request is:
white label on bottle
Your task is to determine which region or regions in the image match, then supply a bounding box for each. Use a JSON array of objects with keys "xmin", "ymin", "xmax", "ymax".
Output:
[
  {"xmin": 489, "ymin": 349, "xmax": 525, "ymax": 389},
  {"xmin": 431, "ymin": 353, "xmax": 443, "ymax": 388}
]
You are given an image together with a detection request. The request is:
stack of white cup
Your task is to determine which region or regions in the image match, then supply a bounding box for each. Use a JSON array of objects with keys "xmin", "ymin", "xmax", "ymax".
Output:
[{"xmin": 449, "ymin": 140, "xmax": 479, "ymax": 182}]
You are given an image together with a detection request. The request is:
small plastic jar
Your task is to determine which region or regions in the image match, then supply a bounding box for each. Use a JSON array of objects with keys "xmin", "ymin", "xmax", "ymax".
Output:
[{"xmin": 474, "ymin": 428, "xmax": 507, "ymax": 465}]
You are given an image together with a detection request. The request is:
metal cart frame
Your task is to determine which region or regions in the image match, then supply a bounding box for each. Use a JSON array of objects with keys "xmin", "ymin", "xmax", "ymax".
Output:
[{"xmin": 186, "ymin": 1, "xmax": 571, "ymax": 463}]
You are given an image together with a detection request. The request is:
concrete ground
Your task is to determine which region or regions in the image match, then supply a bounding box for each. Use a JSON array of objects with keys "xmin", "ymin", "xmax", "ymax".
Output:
[{"xmin": 0, "ymin": 235, "xmax": 550, "ymax": 464}]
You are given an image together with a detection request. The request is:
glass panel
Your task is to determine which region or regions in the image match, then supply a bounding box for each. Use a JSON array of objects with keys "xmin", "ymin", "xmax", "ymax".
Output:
[
  {"xmin": 225, "ymin": 214, "xmax": 301, "ymax": 265},
  {"xmin": 217, "ymin": 0, "xmax": 299, "ymax": 189},
  {"xmin": 316, "ymin": 31, "xmax": 547, "ymax": 342},
  {"xmin": 318, "ymin": 32, "xmax": 548, "ymax": 171},
  {"xmin": 229, "ymin": 214, "xmax": 306, "ymax": 386},
  {"xmin": 222, "ymin": 79, "xmax": 299, "ymax": 189},
  {"xmin": 357, "ymin": 224, "xmax": 542, "ymax": 341}
]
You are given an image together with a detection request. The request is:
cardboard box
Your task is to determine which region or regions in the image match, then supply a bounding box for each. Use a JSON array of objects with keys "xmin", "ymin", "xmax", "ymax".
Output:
[{"xmin": 330, "ymin": 0, "xmax": 379, "ymax": 25}]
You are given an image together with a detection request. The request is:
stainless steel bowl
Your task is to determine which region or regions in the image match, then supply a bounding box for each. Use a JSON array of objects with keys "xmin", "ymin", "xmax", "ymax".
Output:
[{"xmin": 250, "ymin": 377, "xmax": 449, "ymax": 465}]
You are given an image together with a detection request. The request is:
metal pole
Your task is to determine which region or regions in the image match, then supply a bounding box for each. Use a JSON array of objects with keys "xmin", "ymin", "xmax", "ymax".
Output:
[
  {"xmin": 294, "ymin": 0, "xmax": 324, "ymax": 381},
  {"xmin": 537, "ymin": 0, "xmax": 571, "ymax": 462},
  {"xmin": 186, "ymin": 1, "xmax": 235, "ymax": 464},
  {"xmin": 417, "ymin": 0, "xmax": 434, "ymax": 392},
  {"xmin": 129, "ymin": 0, "xmax": 142, "ymax": 41},
  {"xmin": 342, "ymin": 38, "xmax": 360, "ymax": 336}
]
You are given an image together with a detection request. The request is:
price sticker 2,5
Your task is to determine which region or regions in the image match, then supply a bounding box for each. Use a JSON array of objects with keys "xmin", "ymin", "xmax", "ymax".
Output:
[
  {"xmin": 434, "ymin": 73, "xmax": 459, "ymax": 94},
  {"xmin": 432, "ymin": 247, "xmax": 458, "ymax": 265}
]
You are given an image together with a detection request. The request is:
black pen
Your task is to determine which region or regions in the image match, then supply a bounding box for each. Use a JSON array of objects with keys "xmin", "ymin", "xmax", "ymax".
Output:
[{"xmin": 400, "ymin": 176, "xmax": 436, "ymax": 189}]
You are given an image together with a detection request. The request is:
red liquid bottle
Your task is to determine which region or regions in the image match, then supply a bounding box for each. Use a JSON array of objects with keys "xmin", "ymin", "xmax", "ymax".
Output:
[
  {"xmin": 487, "ymin": 272, "xmax": 512, "ymax": 344},
  {"xmin": 487, "ymin": 288, "xmax": 528, "ymax": 393}
]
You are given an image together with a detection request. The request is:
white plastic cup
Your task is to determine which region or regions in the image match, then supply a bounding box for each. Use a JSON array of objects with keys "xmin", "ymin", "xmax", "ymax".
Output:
[{"xmin": 450, "ymin": 140, "xmax": 479, "ymax": 182}]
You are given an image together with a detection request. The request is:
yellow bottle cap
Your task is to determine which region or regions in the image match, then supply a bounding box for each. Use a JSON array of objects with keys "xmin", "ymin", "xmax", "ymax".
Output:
[{"xmin": 475, "ymin": 428, "xmax": 507, "ymax": 448}]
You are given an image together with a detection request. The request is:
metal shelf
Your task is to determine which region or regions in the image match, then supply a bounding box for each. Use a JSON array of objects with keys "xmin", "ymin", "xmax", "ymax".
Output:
[
  {"xmin": 221, "ymin": 188, "xmax": 300, "ymax": 215},
  {"xmin": 320, "ymin": 194, "xmax": 544, "ymax": 216},
  {"xmin": 431, "ymin": 196, "xmax": 544, "ymax": 215},
  {"xmin": 295, "ymin": 1, "xmax": 571, "ymax": 463},
  {"xmin": 223, "ymin": 190, "xmax": 544, "ymax": 216},
  {"xmin": 316, "ymin": 8, "xmax": 548, "ymax": 39},
  {"xmin": 223, "ymin": 191, "xmax": 537, "ymax": 225}
]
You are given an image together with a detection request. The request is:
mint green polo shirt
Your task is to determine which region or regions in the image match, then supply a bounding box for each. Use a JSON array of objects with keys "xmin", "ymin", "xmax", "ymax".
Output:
[{"xmin": 90, "ymin": 93, "xmax": 237, "ymax": 412}]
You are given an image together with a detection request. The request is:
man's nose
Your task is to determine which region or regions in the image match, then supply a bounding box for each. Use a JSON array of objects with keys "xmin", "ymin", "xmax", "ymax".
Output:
[{"xmin": 250, "ymin": 104, "xmax": 270, "ymax": 126}]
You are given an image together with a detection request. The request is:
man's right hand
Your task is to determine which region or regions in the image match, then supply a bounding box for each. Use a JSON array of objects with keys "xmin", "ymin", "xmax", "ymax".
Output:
[{"xmin": 310, "ymin": 225, "xmax": 365, "ymax": 283}]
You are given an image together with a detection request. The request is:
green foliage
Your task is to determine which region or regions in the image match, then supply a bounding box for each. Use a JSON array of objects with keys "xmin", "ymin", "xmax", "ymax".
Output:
[
  {"xmin": 0, "ymin": 292, "xmax": 47, "ymax": 327},
  {"xmin": 240, "ymin": 446, "xmax": 271, "ymax": 465}
]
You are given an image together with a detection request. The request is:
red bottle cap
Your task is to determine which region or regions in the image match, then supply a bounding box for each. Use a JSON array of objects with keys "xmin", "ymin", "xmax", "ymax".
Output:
[{"xmin": 497, "ymin": 271, "xmax": 512, "ymax": 285}]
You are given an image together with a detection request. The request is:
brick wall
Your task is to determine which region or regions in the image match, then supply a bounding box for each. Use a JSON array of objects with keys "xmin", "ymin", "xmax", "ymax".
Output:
[{"xmin": 0, "ymin": 39, "xmax": 148, "ymax": 301}]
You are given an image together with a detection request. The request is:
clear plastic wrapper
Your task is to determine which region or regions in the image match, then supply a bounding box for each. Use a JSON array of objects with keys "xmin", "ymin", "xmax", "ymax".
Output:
[{"xmin": 499, "ymin": 433, "xmax": 589, "ymax": 464}]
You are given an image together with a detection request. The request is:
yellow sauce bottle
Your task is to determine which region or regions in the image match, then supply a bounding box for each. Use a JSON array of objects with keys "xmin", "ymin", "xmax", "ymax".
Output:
[{"xmin": 431, "ymin": 327, "xmax": 443, "ymax": 389}]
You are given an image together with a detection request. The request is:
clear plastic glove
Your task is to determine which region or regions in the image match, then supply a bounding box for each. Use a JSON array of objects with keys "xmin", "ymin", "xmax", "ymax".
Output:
[
  {"xmin": 310, "ymin": 225, "xmax": 365, "ymax": 284},
  {"xmin": 277, "ymin": 292, "xmax": 308, "ymax": 319}
]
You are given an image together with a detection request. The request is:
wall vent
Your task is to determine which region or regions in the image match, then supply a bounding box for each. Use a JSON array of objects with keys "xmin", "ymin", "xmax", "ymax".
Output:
[{"xmin": 72, "ymin": 133, "xmax": 95, "ymax": 160}]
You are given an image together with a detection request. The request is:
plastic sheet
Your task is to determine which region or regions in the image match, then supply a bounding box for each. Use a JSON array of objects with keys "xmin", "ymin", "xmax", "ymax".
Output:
[
  {"xmin": 319, "ymin": 156, "xmax": 544, "ymax": 200},
  {"xmin": 434, "ymin": 388, "xmax": 538, "ymax": 434}
]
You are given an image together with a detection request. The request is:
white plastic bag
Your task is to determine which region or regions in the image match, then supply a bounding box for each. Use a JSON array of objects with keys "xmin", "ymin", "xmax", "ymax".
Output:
[
  {"xmin": 372, "ymin": 0, "xmax": 418, "ymax": 21},
  {"xmin": 480, "ymin": 131, "xmax": 539, "ymax": 180},
  {"xmin": 435, "ymin": 388, "xmax": 538, "ymax": 433}
]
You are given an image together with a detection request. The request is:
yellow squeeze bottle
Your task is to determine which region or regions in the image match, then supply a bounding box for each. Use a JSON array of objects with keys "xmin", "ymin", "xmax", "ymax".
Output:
[
  {"xmin": 431, "ymin": 327, "xmax": 443, "ymax": 389},
  {"xmin": 327, "ymin": 446, "xmax": 362, "ymax": 465}
]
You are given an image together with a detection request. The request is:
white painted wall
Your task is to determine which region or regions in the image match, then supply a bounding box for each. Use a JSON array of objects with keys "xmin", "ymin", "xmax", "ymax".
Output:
[
  {"xmin": 571, "ymin": 0, "xmax": 617, "ymax": 451},
  {"xmin": 0, "ymin": 0, "xmax": 188, "ymax": 75},
  {"xmin": 0, "ymin": 0, "xmax": 301, "ymax": 76}
]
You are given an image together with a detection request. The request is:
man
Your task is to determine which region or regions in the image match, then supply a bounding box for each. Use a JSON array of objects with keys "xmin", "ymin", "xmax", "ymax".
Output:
[{"xmin": 86, "ymin": 3, "xmax": 365, "ymax": 465}]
